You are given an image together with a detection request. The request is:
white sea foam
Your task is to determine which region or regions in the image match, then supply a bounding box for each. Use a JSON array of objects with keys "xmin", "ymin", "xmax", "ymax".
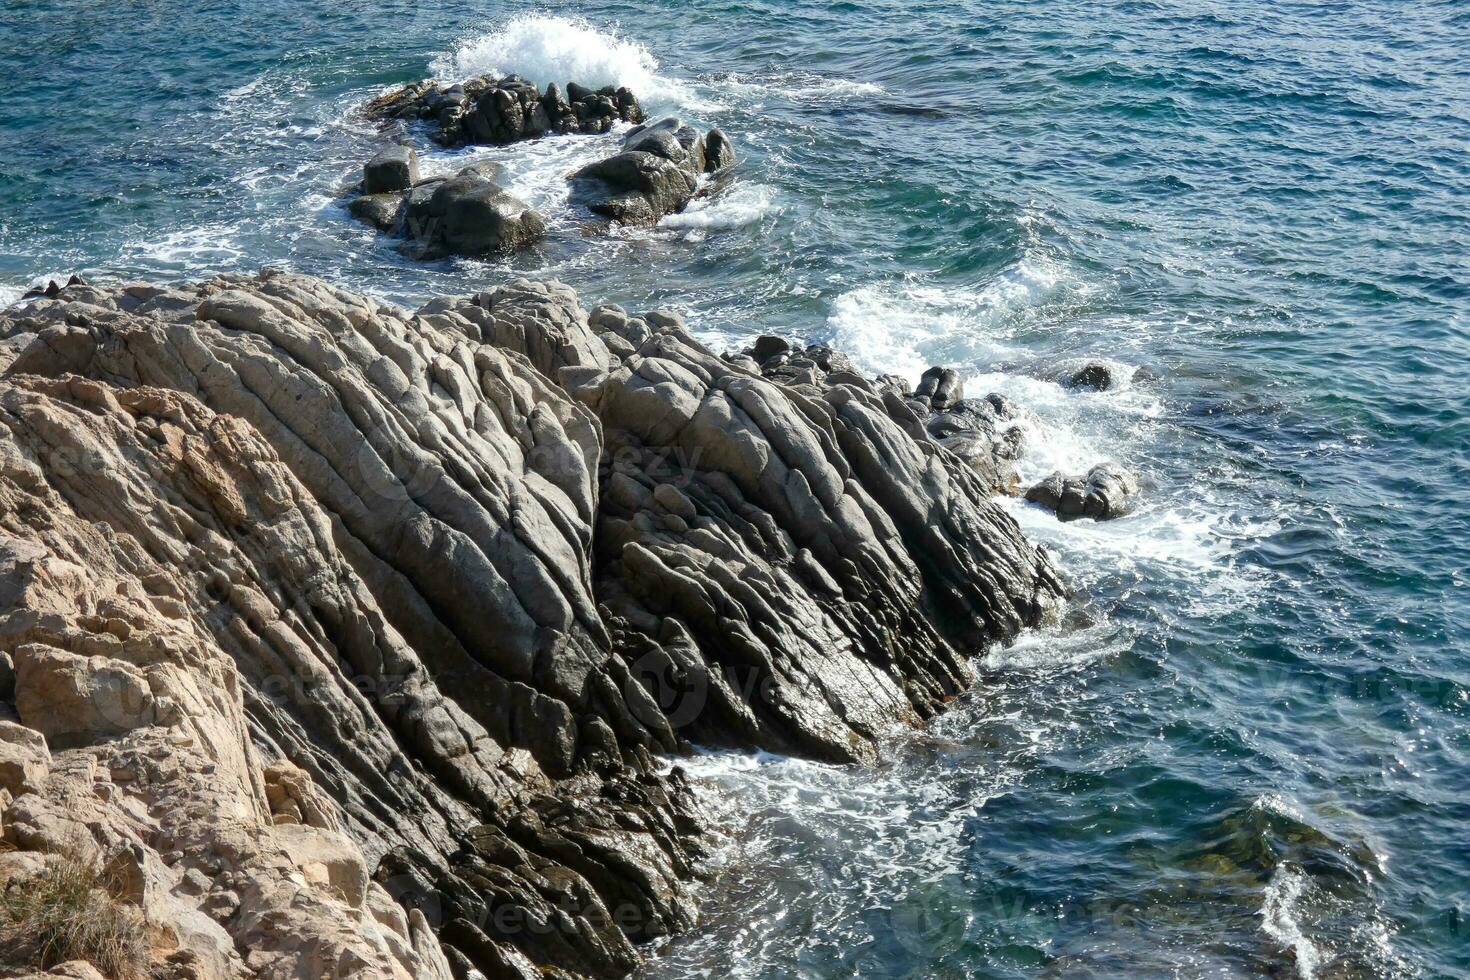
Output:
[
  {"xmin": 434, "ymin": 15, "xmax": 695, "ymax": 107},
  {"xmin": 658, "ymin": 183, "xmax": 777, "ymax": 239},
  {"xmin": 712, "ymin": 70, "xmax": 885, "ymax": 103},
  {"xmin": 1262, "ymin": 865, "xmax": 1324, "ymax": 980},
  {"xmin": 0, "ymin": 285, "xmax": 25, "ymax": 308},
  {"xmin": 826, "ymin": 258, "xmax": 1071, "ymax": 382}
]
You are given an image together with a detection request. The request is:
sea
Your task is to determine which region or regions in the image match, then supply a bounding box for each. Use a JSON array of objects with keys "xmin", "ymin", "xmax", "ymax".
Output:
[{"xmin": 1, "ymin": 1, "xmax": 1466, "ymax": 976}]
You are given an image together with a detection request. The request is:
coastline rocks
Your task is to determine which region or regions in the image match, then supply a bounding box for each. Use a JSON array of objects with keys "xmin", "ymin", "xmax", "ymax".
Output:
[
  {"xmin": 571, "ymin": 117, "xmax": 736, "ymax": 226},
  {"xmin": 363, "ymin": 144, "xmax": 420, "ymax": 194},
  {"xmin": 0, "ymin": 272, "xmax": 1063, "ymax": 976},
  {"xmin": 365, "ymin": 75, "xmax": 644, "ymax": 147},
  {"xmin": 1025, "ymin": 462, "xmax": 1140, "ymax": 521},
  {"xmin": 349, "ymin": 159, "xmax": 545, "ymax": 259}
]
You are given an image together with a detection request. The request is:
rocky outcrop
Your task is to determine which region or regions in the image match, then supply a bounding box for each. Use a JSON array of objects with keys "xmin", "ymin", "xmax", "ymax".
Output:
[
  {"xmin": 742, "ymin": 342, "xmax": 1028, "ymax": 496},
  {"xmin": 349, "ymin": 160, "xmax": 545, "ymax": 260},
  {"xmin": 366, "ymin": 75, "xmax": 644, "ymax": 147},
  {"xmin": 362, "ymin": 145, "xmax": 420, "ymax": 195},
  {"xmin": 0, "ymin": 272, "xmax": 1062, "ymax": 977},
  {"xmin": 1025, "ymin": 462, "xmax": 1139, "ymax": 521},
  {"xmin": 571, "ymin": 118, "xmax": 736, "ymax": 226}
]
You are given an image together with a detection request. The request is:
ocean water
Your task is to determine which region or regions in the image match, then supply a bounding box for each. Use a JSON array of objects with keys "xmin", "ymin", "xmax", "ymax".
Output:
[{"xmin": 2, "ymin": 1, "xmax": 1468, "ymax": 977}]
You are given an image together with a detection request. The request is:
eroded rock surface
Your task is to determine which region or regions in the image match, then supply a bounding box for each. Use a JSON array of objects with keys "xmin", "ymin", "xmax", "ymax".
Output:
[
  {"xmin": 366, "ymin": 75, "xmax": 644, "ymax": 147},
  {"xmin": 0, "ymin": 272, "xmax": 1063, "ymax": 977}
]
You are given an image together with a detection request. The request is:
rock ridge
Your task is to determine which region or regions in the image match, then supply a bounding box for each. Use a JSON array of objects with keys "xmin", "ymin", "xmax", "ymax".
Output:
[{"xmin": 0, "ymin": 271, "xmax": 1063, "ymax": 978}]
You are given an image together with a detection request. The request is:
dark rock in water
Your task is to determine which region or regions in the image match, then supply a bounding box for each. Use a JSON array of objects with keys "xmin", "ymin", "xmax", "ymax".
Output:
[
  {"xmin": 750, "ymin": 334, "xmax": 790, "ymax": 362},
  {"xmin": 0, "ymin": 272, "xmax": 1064, "ymax": 977},
  {"xmin": 572, "ymin": 149, "xmax": 699, "ymax": 226},
  {"xmin": 347, "ymin": 159, "xmax": 543, "ymax": 259},
  {"xmin": 1026, "ymin": 462, "xmax": 1139, "ymax": 520},
  {"xmin": 1063, "ymin": 361, "xmax": 1116, "ymax": 391},
  {"xmin": 403, "ymin": 169, "xmax": 545, "ymax": 258},
  {"xmin": 704, "ymin": 128, "xmax": 737, "ymax": 173},
  {"xmin": 347, "ymin": 191, "xmax": 404, "ymax": 232},
  {"xmin": 571, "ymin": 117, "xmax": 737, "ymax": 227},
  {"xmin": 362, "ymin": 144, "xmax": 419, "ymax": 194},
  {"xmin": 365, "ymin": 74, "xmax": 644, "ymax": 147}
]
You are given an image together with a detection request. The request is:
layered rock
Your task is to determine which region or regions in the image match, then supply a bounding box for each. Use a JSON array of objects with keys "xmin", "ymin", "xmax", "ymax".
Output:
[
  {"xmin": 0, "ymin": 272, "xmax": 1063, "ymax": 977},
  {"xmin": 571, "ymin": 118, "xmax": 736, "ymax": 226},
  {"xmin": 349, "ymin": 159, "xmax": 546, "ymax": 260},
  {"xmin": 366, "ymin": 75, "xmax": 644, "ymax": 147}
]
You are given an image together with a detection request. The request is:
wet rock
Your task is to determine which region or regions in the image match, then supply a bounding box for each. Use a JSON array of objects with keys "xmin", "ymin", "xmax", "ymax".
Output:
[
  {"xmin": 365, "ymin": 75, "xmax": 644, "ymax": 147},
  {"xmin": 704, "ymin": 128, "xmax": 736, "ymax": 173},
  {"xmin": 362, "ymin": 145, "xmax": 419, "ymax": 194},
  {"xmin": 571, "ymin": 117, "xmax": 737, "ymax": 226},
  {"xmin": 402, "ymin": 167, "xmax": 545, "ymax": 258},
  {"xmin": 1025, "ymin": 462, "xmax": 1140, "ymax": 520},
  {"xmin": 347, "ymin": 161, "xmax": 544, "ymax": 259},
  {"xmin": 1062, "ymin": 361, "xmax": 1116, "ymax": 391}
]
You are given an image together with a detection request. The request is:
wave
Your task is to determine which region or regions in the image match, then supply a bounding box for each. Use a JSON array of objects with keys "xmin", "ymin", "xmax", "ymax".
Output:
[
  {"xmin": 1261, "ymin": 865, "xmax": 1324, "ymax": 980},
  {"xmin": 658, "ymin": 183, "xmax": 777, "ymax": 238},
  {"xmin": 433, "ymin": 15, "xmax": 693, "ymax": 106}
]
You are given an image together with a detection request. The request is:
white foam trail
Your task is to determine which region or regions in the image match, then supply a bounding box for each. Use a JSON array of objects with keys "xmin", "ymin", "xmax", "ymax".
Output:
[
  {"xmin": 826, "ymin": 257, "xmax": 1070, "ymax": 382},
  {"xmin": 1262, "ymin": 865, "xmax": 1324, "ymax": 980},
  {"xmin": 658, "ymin": 183, "xmax": 777, "ymax": 239},
  {"xmin": 713, "ymin": 71, "xmax": 884, "ymax": 102},
  {"xmin": 434, "ymin": 15, "xmax": 694, "ymax": 106}
]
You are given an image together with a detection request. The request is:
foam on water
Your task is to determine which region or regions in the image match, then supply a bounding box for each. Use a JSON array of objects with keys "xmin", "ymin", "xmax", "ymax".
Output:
[
  {"xmin": 826, "ymin": 257, "xmax": 1072, "ymax": 381},
  {"xmin": 1262, "ymin": 865, "xmax": 1324, "ymax": 980},
  {"xmin": 434, "ymin": 15, "xmax": 694, "ymax": 107},
  {"xmin": 658, "ymin": 183, "xmax": 778, "ymax": 239},
  {"xmin": 709, "ymin": 70, "xmax": 886, "ymax": 104}
]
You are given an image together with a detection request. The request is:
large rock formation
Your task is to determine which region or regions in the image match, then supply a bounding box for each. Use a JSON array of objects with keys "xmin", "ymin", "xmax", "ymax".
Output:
[
  {"xmin": 0, "ymin": 272, "xmax": 1062, "ymax": 977},
  {"xmin": 366, "ymin": 75, "xmax": 644, "ymax": 147}
]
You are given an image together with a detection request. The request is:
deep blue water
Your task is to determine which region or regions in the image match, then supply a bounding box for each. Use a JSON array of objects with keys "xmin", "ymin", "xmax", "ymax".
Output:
[{"xmin": 2, "ymin": 1, "xmax": 1468, "ymax": 976}]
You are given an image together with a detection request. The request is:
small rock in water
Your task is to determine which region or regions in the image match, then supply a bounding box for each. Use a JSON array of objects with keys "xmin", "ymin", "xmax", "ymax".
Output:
[
  {"xmin": 362, "ymin": 144, "xmax": 419, "ymax": 194},
  {"xmin": 1063, "ymin": 361, "xmax": 1116, "ymax": 391},
  {"xmin": 1025, "ymin": 462, "xmax": 1139, "ymax": 520}
]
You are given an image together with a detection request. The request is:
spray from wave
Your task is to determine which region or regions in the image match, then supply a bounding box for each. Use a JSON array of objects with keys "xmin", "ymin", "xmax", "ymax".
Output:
[
  {"xmin": 658, "ymin": 183, "xmax": 777, "ymax": 238},
  {"xmin": 432, "ymin": 15, "xmax": 693, "ymax": 106}
]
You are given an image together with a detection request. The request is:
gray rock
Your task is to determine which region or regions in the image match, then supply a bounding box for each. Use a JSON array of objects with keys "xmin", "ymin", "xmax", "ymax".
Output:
[
  {"xmin": 1025, "ymin": 462, "xmax": 1139, "ymax": 520},
  {"xmin": 402, "ymin": 168, "xmax": 546, "ymax": 258},
  {"xmin": 1063, "ymin": 361, "xmax": 1115, "ymax": 391},
  {"xmin": 363, "ymin": 145, "xmax": 419, "ymax": 194},
  {"xmin": 571, "ymin": 149, "xmax": 699, "ymax": 226},
  {"xmin": 347, "ymin": 192, "xmax": 404, "ymax": 232}
]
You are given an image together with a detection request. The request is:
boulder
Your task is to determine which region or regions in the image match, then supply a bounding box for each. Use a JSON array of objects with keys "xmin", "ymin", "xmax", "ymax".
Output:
[
  {"xmin": 572, "ymin": 117, "xmax": 738, "ymax": 226},
  {"xmin": 1062, "ymin": 361, "xmax": 1116, "ymax": 391},
  {"xmin": 704, "ymin": 128, "xmax": 737, "ymax": 173},
  {"xmin": 402, "ymin": 168, "xmax": 545, "ymax": 258},
  {"xmin": 348, "ymin": 162, "xmax": 545, "ymax": 259},
  {"xmin": 1025, "ymin": 462, "xmax": 1139, "ymax": 520},
  {"xmin": 362, "ymin": 145, "xmax": 419, "ymax": 194}
]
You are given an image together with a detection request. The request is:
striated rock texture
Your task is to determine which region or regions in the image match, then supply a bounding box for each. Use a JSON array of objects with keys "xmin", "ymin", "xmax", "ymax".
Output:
[
  {"xmin": 366, "ymin": 75, "xmax": 644, "ymax": 147},
  {"xmin": 0, "ymin": 271, "xmax": 1062, "ymax": 977}
]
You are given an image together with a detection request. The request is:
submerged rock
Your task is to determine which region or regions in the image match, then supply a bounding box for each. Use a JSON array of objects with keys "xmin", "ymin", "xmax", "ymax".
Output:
[
  {"xmin": 571, "ymin": 116, "xmax": 737, "ymax": 226},
  {"xmin": 365, "ymin": 74, "xmax": 644, "ymax": 147},
  {"xmin": 1026, "ymin": 462, "xmax": 1140, "ymax": 520},
  {"xmin": 0, "ymin": 271, "xmax": 1064, "ymax": 976}
]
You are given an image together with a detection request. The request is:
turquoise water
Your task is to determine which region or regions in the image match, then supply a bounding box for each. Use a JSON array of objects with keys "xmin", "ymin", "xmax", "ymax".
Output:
[{"xmin": 3, "ymin": 1, "xmax": 1467, "ymax": 976}]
